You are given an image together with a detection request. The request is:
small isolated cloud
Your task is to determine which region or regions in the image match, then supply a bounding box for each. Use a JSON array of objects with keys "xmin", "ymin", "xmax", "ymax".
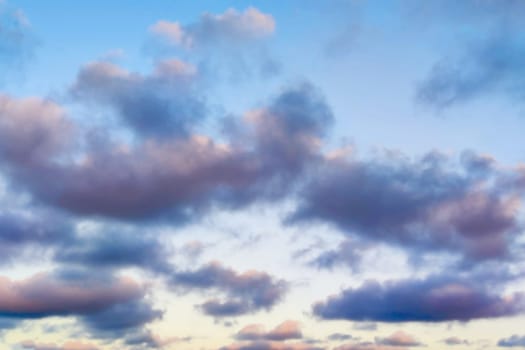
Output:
[
  {"xmin": 376, "ymin": 331, "xmax": 422, "ymax": 347},
  {"xmin": 170, "ymin": 261, "xmax": 288, "ymax": 317},
  {"xmin": 125, "ymin": 330, "xmax": 192, "ymax": 349},
  {"xmin": 498, "ymin": 335, "xmax": 525, "ymax": 347},
  {"xmin": 236, "ymin": 320, "xmax": 303, "ymax": 341},
  {"xmin": 443, "ymin": 337, "xmax": 469, "ymax": 346}
]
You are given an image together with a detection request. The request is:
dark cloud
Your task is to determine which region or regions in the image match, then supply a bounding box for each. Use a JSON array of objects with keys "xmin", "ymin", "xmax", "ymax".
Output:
[
  {"xmin": 498, "ymin": 335, "xmax": 525, "ymax": 347},
  {"xmin": 290, "ymin": 151, "xmax": 523, "ymax": 263},
  {"xmin": 170, "ymin": 262, "xmax": 288, "ymax": 317},
  {"xmin": 236, "ymin": 321, "xmax": 302, "ymax": 341},
  {"xmin": 313, "ymin": 274, "xmax": 525, "ymax": 322},
  {"xmin": 81, "ymin": 299, "xmax": 162, "ymax": 335}
]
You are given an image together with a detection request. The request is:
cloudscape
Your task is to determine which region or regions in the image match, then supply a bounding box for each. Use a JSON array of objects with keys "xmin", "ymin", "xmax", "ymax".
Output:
[{"xmin": 0, "ymin": 1, "xmax": 525, "ymax": 349}]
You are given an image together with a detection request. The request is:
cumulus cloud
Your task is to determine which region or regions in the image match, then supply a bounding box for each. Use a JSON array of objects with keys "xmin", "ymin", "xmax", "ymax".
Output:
[
  {"xmin": 150, "ymin": 7, "xmax": 275, "ymax": 49},
  {"xmin": 0, "ymin": 82, "xmax": 330, "ymax": 221},
  {"xmin": 313, "ymin": 274, "xmax": 525, "ymax": 322},
  {"xmin": 290, "ymin": 151, "xmax": 523, "ymax": 263},
  {"xmin": 170, "ymin": 261, "xmax": 288, "ymax": 317}
]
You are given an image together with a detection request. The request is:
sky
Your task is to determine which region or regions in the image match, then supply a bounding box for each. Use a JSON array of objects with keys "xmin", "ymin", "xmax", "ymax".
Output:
[{"xmin": 0, "ymin": 1, "xmax": 525, "ymax": 349}]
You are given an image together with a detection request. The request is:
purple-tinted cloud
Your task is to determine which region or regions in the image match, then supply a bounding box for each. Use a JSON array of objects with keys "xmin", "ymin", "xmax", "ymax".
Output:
[
  {"xmin": 313, "ymin": 274, "xmax": 525, "ymax": 322},
  {"xmin": 170, "ymin": 261, "xmax": 288, "ymax": 317},
  {"xmin": 290, "ymin": 151, "xmax": 522, "ymax": 263},
  {"xmin": 71, "ymin": 60, "xmax": 204, "ymax": 138}
]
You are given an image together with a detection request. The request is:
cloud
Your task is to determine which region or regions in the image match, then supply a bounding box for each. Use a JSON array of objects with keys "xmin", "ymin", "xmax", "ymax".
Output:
[
  {"xmin": 313, "ymin": 274, "xmax": 525, "ymax": 322},
  {"xmin": 125, "ymin": 331, "xmax": 191, "ymax": 349},
  {"xmin": 220, "ymin": 341, "xmax": 323, "ymax": 350},
  {"xmin": 149, "ymin": 7, "xmax": 275, "ymax": 50},
  {"xmin": 55, "ymin": 230, "xmax": 172, "ymax": 273},
  {"xmin": 81, "ymin": 299, "xmax": 162, "ymax": 335},
  {"xmin": 0, "ymin": 272, "xmax": 143, "ymax": 318},
  {"xmin": 20, "ymin": 340, "xmax": 100, "ymax": 350},
  {"xmin": 236, "ymin": 321, "xmax": 302, "ymax": 341},
  {"xmin": 498, "ymin": 335, "xmax": 525, "ymax": 347},
  {"xmin": 412, "ymin": 0, "xmax": 525, "ymax": 108},
  {"xmin": 335, "ymin": 343, "xmax": 409, "ymax": 350},
  {"xmin": 170, "ymin": 261, "xmax": 288, "ymax": 317},
  {"xmin": 0, "ymin": 209, "xmax": 72, "ymax": 262},
  {"xmin": 0, "ymin": 270, "xmax": 160, "ymax": 336},
  {"xmin": 0, "ymin": 94, "xmax": 71, "ymax": 164},
  {"xmin": 308, "ymin": 239, "xmax": 365, "ymax": 271},
  {"xmin": 376, "ymin": 331, "xmax": 422, "ymax": 347},
  {"xmin": 290, "ymin": 151, "xmax": 523, "ymax": 263},
  {"xmin": 0, "ymin": 82, "xmax": 330, "ymax": 221},
  {"xmin": 417, "ymin": 34, "xmax": 525, "ymax": 108},
  {"xmin": 71, "ymin": 60, "xmax": 203, "ymax": 138},
  {"xmin": 443, "ymin": 337, "xmax": 469, "ymax": 346}
]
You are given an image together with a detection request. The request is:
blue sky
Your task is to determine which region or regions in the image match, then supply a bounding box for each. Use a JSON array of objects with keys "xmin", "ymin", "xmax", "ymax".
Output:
[{"xmin": 1, "ymin": 1, "xmax": 525, "ymax": 350}]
